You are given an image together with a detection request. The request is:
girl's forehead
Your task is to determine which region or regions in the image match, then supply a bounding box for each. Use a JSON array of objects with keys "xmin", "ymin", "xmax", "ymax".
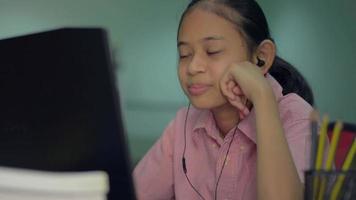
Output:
[
  {"xmin": 178, "ymin": 8, "xmax": 240, "ymax": 41},
  {"xmin": 180, "ymin": 2, "xmax": 242, "ymax": 34},
  {"xmin": 185, "ymin": 1, "xmax": 240, "ymax": 22}
]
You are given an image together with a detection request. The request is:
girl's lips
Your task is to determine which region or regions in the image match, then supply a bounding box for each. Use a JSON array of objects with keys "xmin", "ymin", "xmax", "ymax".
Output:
[{"xmin": 187, "ymin": 84, "xmax": 210, "ymax": 96}]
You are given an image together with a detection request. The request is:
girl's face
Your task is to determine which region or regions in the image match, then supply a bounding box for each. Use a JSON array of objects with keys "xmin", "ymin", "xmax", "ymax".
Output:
[{"xmin": 178, "ymin": 8, "xmax": 249, "ymax": 109}]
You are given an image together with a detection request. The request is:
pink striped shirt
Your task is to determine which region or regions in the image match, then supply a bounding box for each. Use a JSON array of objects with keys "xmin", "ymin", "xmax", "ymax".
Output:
[{"xmin": 133, "ymin": 74, "xmax": 313, "ymax": 200}]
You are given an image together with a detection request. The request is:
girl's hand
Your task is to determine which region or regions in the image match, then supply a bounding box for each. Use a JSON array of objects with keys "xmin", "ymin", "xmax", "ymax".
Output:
[{"xmin": 219, "ymin": 61, "xmax": 274, "ymax": 119}]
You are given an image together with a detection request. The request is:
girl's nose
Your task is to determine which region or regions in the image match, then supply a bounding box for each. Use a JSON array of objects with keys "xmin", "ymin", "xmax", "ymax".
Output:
[{"xmin": 187, "ymin": 54, "xmax": 207, "ymax": 75}]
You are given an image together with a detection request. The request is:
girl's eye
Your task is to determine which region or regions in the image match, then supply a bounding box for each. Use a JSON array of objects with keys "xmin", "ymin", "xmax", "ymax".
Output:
[
  {"xmin": 207, "ymin": 50, "xmax": 222, "ymax": 56},
  {"xmin": 179, "ymin": 54, "xmax": 191, "ymax": 59}
]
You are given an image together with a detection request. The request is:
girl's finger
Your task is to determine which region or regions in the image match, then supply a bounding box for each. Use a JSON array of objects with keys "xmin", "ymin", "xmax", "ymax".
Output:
[
  {"xmin": 243, "ymin": 107, "xmax": 250, "ymax": 116},
  {"xmin": 227, "ymin": 80, "xmax": 237, "ymax": 100},
  {"xmin": 228, "ymin": 80, "xmax": 235, "ymax": 90},
  {"xmin": 232, "ymin": 85, "xmax": 243, "ymax": 96},
  {"xmin": 228, "ymin": 96, "xmax": 251, "ymax": 118},
  {"xmin": 228, "ymin": 97, "xmax": 247, "ymax": 112},
  {"xmin": 220, "ymin": 75, "xmax": 236, "ymax": 100},
  {"xmin": 239, "ymin": 111, "xmax": 244, "ymax": 120}
]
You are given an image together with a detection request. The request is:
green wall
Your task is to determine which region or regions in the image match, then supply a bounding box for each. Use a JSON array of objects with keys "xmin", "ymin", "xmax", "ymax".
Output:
[
  {"xmin": 0, "ymin": 0, "xmax": 355, "ymax": 163},
  {"xmin": 259, "ymin": 0, "xmax": 356, "ymax": 123}
]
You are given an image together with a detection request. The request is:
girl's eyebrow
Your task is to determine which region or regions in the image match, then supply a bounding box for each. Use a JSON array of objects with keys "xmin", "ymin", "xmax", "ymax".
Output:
[
  {"xmin": 202, "ymin": 36, "xmax": 225, "ymax": 42},
  {"xmin": 177, "ymin": 35, "xmax": 225, "ymax": 47}
]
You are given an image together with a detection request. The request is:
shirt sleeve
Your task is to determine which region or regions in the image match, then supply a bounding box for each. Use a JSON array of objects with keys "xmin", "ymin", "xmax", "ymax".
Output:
[
  {"xmin": 133, "ymin": 120, "xmax": 175, "ymax": 200},
  {"xmin": 278, "ymin": 93, "xmax": 315, "ymax": 183},
  {"xmin": 283, "ymin": 118, "xmax": 312, "ymax": 183}
]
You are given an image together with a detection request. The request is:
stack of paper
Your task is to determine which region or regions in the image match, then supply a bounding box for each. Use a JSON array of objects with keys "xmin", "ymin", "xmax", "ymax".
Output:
[{"xmin": 0, "ymin": 166, "xmax": 109, "ymax": 200}]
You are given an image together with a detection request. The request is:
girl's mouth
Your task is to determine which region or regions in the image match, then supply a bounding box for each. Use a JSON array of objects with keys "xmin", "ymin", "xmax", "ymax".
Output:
[{"xmin": 188, "ymin": 84, "xmax": 210, "ymax": 96}]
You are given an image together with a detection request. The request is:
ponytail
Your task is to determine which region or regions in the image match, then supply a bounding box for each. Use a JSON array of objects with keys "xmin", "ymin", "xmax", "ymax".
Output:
[{"xmin": 270, "ymin": 56, "xmax": 314, "ymax": 105}]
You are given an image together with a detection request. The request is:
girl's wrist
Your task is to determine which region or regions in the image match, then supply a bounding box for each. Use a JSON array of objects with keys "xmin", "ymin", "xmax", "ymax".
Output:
[{"xmin": 251, "ymin": 83, "xmax": 275, "ymax": 104}]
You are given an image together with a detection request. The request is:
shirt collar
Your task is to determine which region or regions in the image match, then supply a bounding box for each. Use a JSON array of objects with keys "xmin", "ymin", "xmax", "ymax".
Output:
[
  {"xmin": 191, "ymin": 74, "xmax": 284, "ymax": 144},
  {"xmin": 192, "ymin": 108, "xmax": 214, "ymax": 133}
]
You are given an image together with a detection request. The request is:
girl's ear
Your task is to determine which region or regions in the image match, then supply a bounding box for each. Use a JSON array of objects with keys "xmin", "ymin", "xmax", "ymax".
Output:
[{"xmin": 253, "ymin": 39, "xmax": 276, "ymax": 75}]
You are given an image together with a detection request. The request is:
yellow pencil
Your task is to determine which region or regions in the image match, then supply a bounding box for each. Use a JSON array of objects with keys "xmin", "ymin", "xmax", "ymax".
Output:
[
  {"xmin": 316, "ymin": 121, "xmax": 343, "ymax": 200},
  {"xmin": 330, "ymin": 139, "xmax": 356, "ymax": 200},
  {"xmin": 313, "ymin": 115, "xmax": 329, "ymax": 200},
  {"xmin": 325, "ymin": 121, "xmax": 343, "ymax": 169},
  {"xmin": 315, "ymin": 115, "xmax": 329, "ymax": 169}
]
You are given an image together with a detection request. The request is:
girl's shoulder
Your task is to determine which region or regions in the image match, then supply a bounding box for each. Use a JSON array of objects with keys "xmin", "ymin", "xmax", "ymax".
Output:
[{"xmin": 278, "ymin": 93, "xmax": 313, "ymax": 125}]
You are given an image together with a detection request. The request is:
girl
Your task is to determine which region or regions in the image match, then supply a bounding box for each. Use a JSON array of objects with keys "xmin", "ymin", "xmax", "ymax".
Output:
[{"xmin": 134, "ymin": 0, "xmax": 314, "ymax": 199}]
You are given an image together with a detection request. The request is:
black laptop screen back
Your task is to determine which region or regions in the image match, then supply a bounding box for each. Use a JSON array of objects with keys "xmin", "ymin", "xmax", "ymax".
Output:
[{"xmin": 0, "ymin": 28, "xmax": 135, "ymax": 200}]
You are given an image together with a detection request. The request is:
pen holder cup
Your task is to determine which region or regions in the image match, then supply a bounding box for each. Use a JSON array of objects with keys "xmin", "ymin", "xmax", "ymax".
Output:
[{"xmin": 304, "ymin": 170, "xmax": 356, "ymax": 200}]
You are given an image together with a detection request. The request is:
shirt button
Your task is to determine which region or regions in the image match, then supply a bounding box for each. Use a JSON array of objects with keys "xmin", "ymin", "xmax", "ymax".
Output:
[
  {"xmin": 240, "ymin": 145, "xmax": 245, "ymax": 150},
  {"xmin": 224, "ymin": 156, "xmax": 230, "ymax": 166},
  {"xmin": 212, "ymin": 144, "xmax": 217, "ymax": 148}
]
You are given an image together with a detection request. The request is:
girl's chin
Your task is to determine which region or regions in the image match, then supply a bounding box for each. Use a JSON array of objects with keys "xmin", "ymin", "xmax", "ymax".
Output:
[{"xmin": 188, "ymin": 97, "xmax": 227, "ymax": 110}]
